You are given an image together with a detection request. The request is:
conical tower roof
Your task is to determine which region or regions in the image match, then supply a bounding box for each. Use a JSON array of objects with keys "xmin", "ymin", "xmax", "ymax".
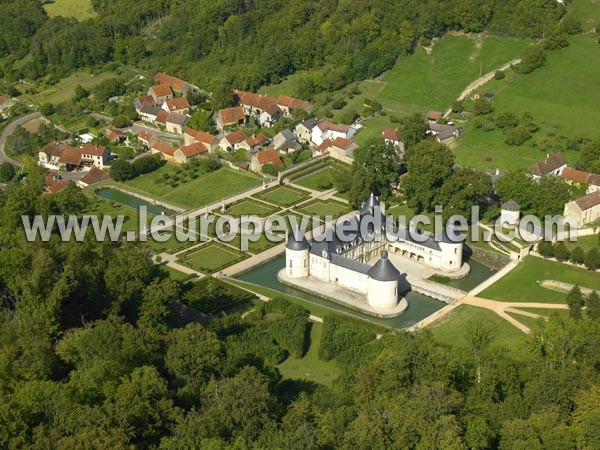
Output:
[
  {"xmin": 286, "ymin": 226, "xmax": 309, "ymax": 251},
  {"xmin": 367, "ymin": 251, "xmax": 400, "ymax": 282}
]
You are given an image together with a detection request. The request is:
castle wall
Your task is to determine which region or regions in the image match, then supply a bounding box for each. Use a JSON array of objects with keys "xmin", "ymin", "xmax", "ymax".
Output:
[{"xmin": 330, "ymin": 264, "xmax": 368, "ymax": 294}]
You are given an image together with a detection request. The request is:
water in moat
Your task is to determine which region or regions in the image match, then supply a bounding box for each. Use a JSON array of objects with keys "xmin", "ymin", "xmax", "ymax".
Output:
[
  {"xmin": 95, "ymin": 188, "xmax": 175, "ymax": 217},
  {"xmin": 236, "ymin": 256, "xmax": 496, "ymax": 329}
]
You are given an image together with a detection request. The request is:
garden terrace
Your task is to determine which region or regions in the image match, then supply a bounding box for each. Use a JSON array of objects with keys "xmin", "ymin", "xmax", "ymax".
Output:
[{"xmin": 177, "ymin": 242, "xmax": 249, "ymax": 273}]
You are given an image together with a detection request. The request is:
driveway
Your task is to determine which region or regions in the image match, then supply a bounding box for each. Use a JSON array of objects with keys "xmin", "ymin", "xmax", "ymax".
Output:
[{"xmin": 0, "ymin": 112, "xmax": 42, "ymax": 166}]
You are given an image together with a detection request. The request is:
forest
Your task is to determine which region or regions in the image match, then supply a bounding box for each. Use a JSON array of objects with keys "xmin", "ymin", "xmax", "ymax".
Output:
[
  {"xmin": 0, "ymin": 0, "xmax": 566, "ymax": 95},
  {"xmin": 0, "ymin": 170, "xmax": 599, "ymax": 448}
]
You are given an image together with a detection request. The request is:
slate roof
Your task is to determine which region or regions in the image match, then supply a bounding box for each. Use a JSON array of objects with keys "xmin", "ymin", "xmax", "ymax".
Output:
[
  {"xmin": 429, "ymin": 123, "xmax": 458, "ymax": 141},
  {"xmin": 501, "ymin": 200, "xmax": 521, "ymax": 211},
  {"xmin": 166, "ymin": 112, "xmax": 189, "ymax": 126},
  {"xmin": 298, "ymin": 118, "xmax": 318, "ymax": 130},
  {"xmin": 529, "ymin": 152, "xmax": 567, "ymax": 177},
  {"xmin": 367, "ymin": 251, "xmax": 400, "ymax": 281},
  {"xmin": 286, "ymin": 227, "xmax": 309, "ymax": 251}
]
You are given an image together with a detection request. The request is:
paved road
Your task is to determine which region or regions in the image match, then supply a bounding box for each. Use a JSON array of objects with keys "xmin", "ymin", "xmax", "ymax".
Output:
[
  {"xmin": 0, "ymin": 112, "xmax": 42, "ymax": 165},
  {"xmin": 129, "ymin": 123, "xmax": 182, "ymax": 140}
]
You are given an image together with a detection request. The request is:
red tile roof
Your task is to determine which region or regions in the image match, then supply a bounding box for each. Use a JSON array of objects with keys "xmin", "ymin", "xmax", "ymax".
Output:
[
  {"xmin": 380, "ymin": 127, "xmax": 401, "ymax": 142},
  {"xmin": 255, "ymin": 148, "xmax": 284, "ymax": 167},
  {"xmin": 318, "ymin": 120, "xmax": 350, "ymax": 134},
  {"xmin": 154, "ymin": 72, "xmax": 188, "ymax": 91},
  {"xmin": 152, "ymin": 140, "xmax": 177, "ymax": 156},
  {"xmin": 105, "ymin": 128, "xmax": 124, "ymax": 142},
  {"xmin": 137, "ymin": 95, "xmax": 156, "ymax": 107},
  {"xmin": 245, "ymin": 133, "xmax": 267, "ymax": 148},
  {"xmin": 150, "ymin": 84, "xmax": 173, "ymax": 98},
  {"xmin": 426, "ymin": 111, "xmax": 442, "ymax": 121},
  {"xmin": 137, "ymin": 130, "xmax": 153, "ymax": 143},
  {"xmin": 219, "ymin": 106, "xmax": 246, "ymax": 125},
  {"xmin": 529, "ymin": 152, "xmax": 567, "ymax": 177},
  {"xmin": 315, "ymin": 139, "xmax": 333, "ymax": 154},
  {"xmin": 58, "ymin": 147, "xmax": 83, "ymax": 166},
  {"xmin": 332, "ymin": 137, "xmax": 353, "ymax": 150},
  {"xmin": 80, "ymin": 167, "xmax": 110, "ymax": 186},
  {"xmin": 224, "ymin": 130, "xmax": 247, "ymax": 146},
  {"xmin": 156, "ymin": 110, "xmax": 169, "ymax": 124},
  {"xmin": 184, "ymin": 128, "xmax": 215, "ymax": 145},
  {"xmin": 80, "ymin": 144, "xmax": 108, "ymax": 157},
  {"xmin": 163, "ymin": 97, "xmax": 190, "ymax": 112},
  {"xmin": 44, "ymin": 173, "xmax": 70, "ymax": 193},
  {"xmin": 277, "ymin": 95, "xmax": 309, "ymax": 110},
  {"xmin": 574, "ymin": 191, "xmax": 600, "ymax": 211},
  {"xmin": 561, "ymin": 167, "xmax": 591, "ymax": 184},
  {"xmin": 41, "ymin": 142, "xmax": 64, "ymax": 158},
  {"xmin": 235, "ymin": 90, "xmax": 278, "ymax": 112},
  {"xmin": 180, "ymin": 142, "xmax": 208, "ymax": 158}
]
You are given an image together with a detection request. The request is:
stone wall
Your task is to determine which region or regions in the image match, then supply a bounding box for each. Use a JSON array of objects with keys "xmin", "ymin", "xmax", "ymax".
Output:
[{"xmin": 470, "ymin": 247, "xmax": 510, "ymax": 271}]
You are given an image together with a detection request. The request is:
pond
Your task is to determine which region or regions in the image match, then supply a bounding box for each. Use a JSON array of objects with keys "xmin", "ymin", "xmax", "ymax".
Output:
[
  {"xmin": 95, "ymin": 188, "xmax": 176, "ymax": 217},
  {"xmin": 236, "ymin": 256, "xmax": 498, "ymax": 330}
]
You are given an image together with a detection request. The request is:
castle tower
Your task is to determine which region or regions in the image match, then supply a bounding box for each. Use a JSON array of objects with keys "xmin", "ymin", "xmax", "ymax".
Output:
[
  {"xmin": 438, "ymin": 228, "xmax": 463, "ymax": 272},
  {"xmin": 367, "ymin": 251, "xmax": 400, "ymax": 310},
  {"xmin": 285, "ymin": 226, "xmax": 310, "ymax": 278},
  {"xmin": 360, "ymin": 192, "xmax": 379, "ymax": 217}
]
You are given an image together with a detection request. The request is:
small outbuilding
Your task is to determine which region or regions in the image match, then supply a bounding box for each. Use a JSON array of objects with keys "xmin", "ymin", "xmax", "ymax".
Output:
[{"xmin": 500, "ymin": 200, "xmax": 521, "ymax": 227}]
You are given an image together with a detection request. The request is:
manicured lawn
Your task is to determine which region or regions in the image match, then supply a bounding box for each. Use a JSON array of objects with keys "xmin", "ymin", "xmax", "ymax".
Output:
[
  {"xmin": 178, "ymin": 243, "xmax": 248, "ymax": 273},
  {"xmin": 158, "ymin": 265, "xmax": 191, "ymax": 281},
  {"xmin": 376, "ymin": 35, "xmax": 531, "ymax": 113},
  {"xmin": 43, "ymin": 0, "xmax": 96, "ymax": 20},
  {"xmin": 294, "ymin": 166, "xmax": 349, "ymax": 192},
  {"xmin": 143, "ymin": 230, "xmax": 201, "ymax": 255},
  {"xmin": 296, "ymin": 199, "xmax": 351, "ymax": 217},
  {"xmin": 123, "ymin": 166, "xmax": 262, "ymax": 210},
  {"xmin": 454, "ymin": 34, "xmax": 600, "ymax": 171},
  {"xmin": 353, "ymin": 114, "xmax": 402, "ymax": 147},
  {"xmin": 277, "ymin": 322, "xmax": 341, "ymax": 387},
  {"xmin": 429, "ymin": 305, "xmax": 529, "ymax": 358},
  {"xmin": 221, "ymin": 198, "xmax": 280, "ymax": 218},
  {"xmin": 480, "ymin": 256, "xmax": 600, "ymax": 303},
  {"xmin": 252, "ymin": 185, "xmax": 311, "ymax": 207},
  {"xmin": 84, "ymin": 196, "xmax": 153, "ymax": 234}
]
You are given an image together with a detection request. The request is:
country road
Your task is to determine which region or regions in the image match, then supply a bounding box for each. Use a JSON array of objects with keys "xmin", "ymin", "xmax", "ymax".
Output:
[
  {"xmin": 0, "ymin": 112, "xmax": 42, "ymax": 166},
  {"xmin": 443, "ymin": 58, "xmax": 521, "ymax": 117}
]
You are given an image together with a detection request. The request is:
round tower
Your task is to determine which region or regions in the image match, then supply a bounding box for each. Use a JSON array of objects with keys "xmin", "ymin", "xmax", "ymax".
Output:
[
  {"xmin": 438, "ymin": 229, "xmax": 463, "ymax": 272},
  {"xmin": 500, "ymin": 200, "xmax": 521, "ymax": 227},
  {"xmin": 367, "ymin": 251, "xmax": 400, "ymax": 310},
  {"xmin": 286, "ymin": 227, "xmax": 310, "ymax": 278}
]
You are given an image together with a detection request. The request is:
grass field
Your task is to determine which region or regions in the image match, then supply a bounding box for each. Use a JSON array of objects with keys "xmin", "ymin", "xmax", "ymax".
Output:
[
  {"xmin": 158, "ymin": 265, "xmax": 191, "ymax": 281},
  {"xmin": 277, "ymin": 322, "xmax": 340, "ymax": 387},
  {"xmin": 480, "ymin": 256, "xmax": 600, "ymax": 303},
  {"xmin": 429, "ymin": 305, "xmax": 529, "ymax": 358},
  {"xmin": 375, "ymin": 35, "xmax": 531, "ymax": 114},
  {"xmin": 296, "ymin": 199, "xmax": 351, "ymax": 217},
  {"xmin": 178, "ymin": 243, "xmax": 248, "ymax": 273},
  {"xmin": 252, "ymin": 185, "xmax": 310, "ymax": 207},
  {"xmin": 565, "ymin": 234, "xmax": 600, "ymax": 252},
  {"xmin": 122, "ymin": 166, "xmax": 262, "ymax": 210},
  {"xmin": 43, "ymin": 0, "xmax": 96, "ymax": 20},
  {"xmin": 455, "ymin": 34, "xmax": 600, "ymax": 171},
  {"xmin": 294, "ymin": 166, "xmax": 347, "ymax": 191}
]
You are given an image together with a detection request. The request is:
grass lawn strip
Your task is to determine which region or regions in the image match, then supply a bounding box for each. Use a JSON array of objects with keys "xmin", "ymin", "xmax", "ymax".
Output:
[
  {"xmin": 219, "ymin": 198, "xmax": 280, "ymax": 218},
  {"xmin": 252, "ymin": 185, "xmax": 311, "ymax": 207},
  {"xmin": 296, "ymin": 198, "xmax": 351, "ymax": 218},
  {"xmin": 178, "ymin": 243, "xmax": 248, "ymax": 273}
]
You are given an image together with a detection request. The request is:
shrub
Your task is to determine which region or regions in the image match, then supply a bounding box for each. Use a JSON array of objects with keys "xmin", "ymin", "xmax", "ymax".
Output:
[
  {"xmin": 504, "ymin": 126, "xmax": 531, "ymax": 146},
  {"xmin": 584, "ymin": 248, "xmax": 600, "ymax": 271},
  {"xmin": 473, "ymin": 98, "xmax": 493, "ymax": 115},
  {"xmin": 494, "ymin": 70, "xmax": 506, "ymax": 80},
  {"xmin": 0, "ymin": 162, "xmax": 16, "ymax": 182},
  {"xmin": 570, "ymin": 246, "xmax": 585, "ymax": 265},
  {"xmin": 451, "ymin": 101, "xmax": 463, "ymax": 113},
  {"xmin": 109, "ymin": 159, "xmax": 135, "ymax": 181},
  {"xmin": 318, "ymin": 314, "xmax": 376, "ymax": 361},
  {"xmin": 132, "ymin": 154, "xmax": 163, "ymax": 175},
  {"xmin": 552, "ymin": 242, "xmax": 570, "ymax": 261},
  {"xmin": 496, "ymin": 112, "xmax": 519, "ymax": 129},
  {"xmin": 537, "ymin": 241, "xmax": 554, "ymax": 258},
  {"xmin": 226, "ymin": 327, "xmax": 286, "ymax": 366},
  {"xmin": 518, "ymin": 45, "xmax": 546, "ymax": 74}
]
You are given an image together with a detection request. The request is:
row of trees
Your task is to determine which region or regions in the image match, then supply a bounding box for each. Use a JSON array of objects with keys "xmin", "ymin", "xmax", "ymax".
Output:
[{"xmin": 538, "ymin": 240, "xmax": 600, "ymax": 271}]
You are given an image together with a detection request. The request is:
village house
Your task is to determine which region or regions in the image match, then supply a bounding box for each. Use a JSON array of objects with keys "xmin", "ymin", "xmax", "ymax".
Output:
[
  {"xmin": 161, "ymin": 97, "xmax": 191, "ymax": 115},
  {"xmin": 426, "ymin": 111, "xmax": 443, "ymax": 123},
  {"xmin": 154, "ymin": 72, "xmax": 193, "ymax": 96},
  {"xmin": 380, "ymin": 127, "xmax": 404, "ymax": 152},
  {"xmin": 165, "ymin": 112, "xmax": 189, "ymax": 134},
  {"xmin": 171, "ymin": 142, "xmax": 209, "ymax": 164},
  {"xmin": 148, "ymin": 85, "xmax": 173, "ymax": 106},
  {"xmin": 238, "ymin": 133, "xmax": 269, "ymax": 152},
  {"xmin": 529, "ymin": 152, "xmax": 568, "ymax": 180},
  {"xmin": 217, "ymin": 130, "xmax": 248, "ymax": 152},
  {"xmin": 137, "ymin": 130, "xmax": 154, "ymax": 148},
  {"xmin": 561, "ymin": 167, "xmax": 600, "ymax": 194},
  {"xmin": 155, "ymin": 110, "xmax": 169, "ymax": 127},
  {"xmin": 216, "ymin": 106, "xmax": 246, "ymax": 131},
  {"xmin": 77, "ymin": 167, "xmax": 110, "ymax": 188},
  {"xmin": 329, "ymin": 137, "xmax": 358, "ymax": 162},
  {"xmin": 259, "ymin": 104, "xmax": 282, "ymax": 128},
  {"xmin": 311, "ymin": 120, "xmax": 357, "ymax": 146},
  {"xmin": 272, "ymin": 129, "xmax": 301, "ymax": 153},
  {"xmin": 134, "ymin": 95, "xmax": 157, "ymax": 112},
  {"xmin": 105, "ymin": 128, "xmax": 126, "ymax": 144},
  {"xmin": 276, "ymin": 95, "xmax": 312, "ymax": 117},
  {"xmin": 250, "ymin": 148, "xmax": 284, "ymax": 173},
  {"xmin": 79, "ymin": 144, "xmax": 111, "ymax": 169},
  {"xmin": 183, "ymin": 128, "xmax": 217, "ymax": 151},
  {"xmin": 295, "ymin": 118, "xmax": 318, "ymax": 144},
  {"xmin": 314, "ymin": 139, "xmax": 334, "ymax": 157},
  {"xmin": 564, "ymin": 191, "xmax": 600, "ymax": 228},
  {"xmin": 428, "ymin": 123, "xmax": 460, "ymax": 145},
  {"xmin": 38, "ymin": 142, "xmax": 65, "ymax": 168},
  {"xmin": 139, "ymin": 105, "xmax": 161, "ymax": 124},
  {"xmin": 151, "ymin": 140, "xmax": 178, "ymax": 163},
  {"xmin": 234, "ymin": 90, "xmax": 282, "ymax": 127},
  {"xmin": 44, "ymin": 172, "xmax": 70, "ymax": 194}
]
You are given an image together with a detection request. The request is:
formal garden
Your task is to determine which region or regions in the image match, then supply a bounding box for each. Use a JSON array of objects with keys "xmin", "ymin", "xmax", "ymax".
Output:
[
  {"xmin": 252, "ymin": 185, "xmax": 311, "ymax": 207},
  {"xmin": 177, "ymin": 242, "xmax": 249, "ymax": 273}
]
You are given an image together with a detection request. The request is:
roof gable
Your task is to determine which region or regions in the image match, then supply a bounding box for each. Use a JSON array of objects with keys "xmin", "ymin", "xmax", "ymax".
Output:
[{"xmin": 529, "ymin": 152, "xmax": 567, "ymax": 177}]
